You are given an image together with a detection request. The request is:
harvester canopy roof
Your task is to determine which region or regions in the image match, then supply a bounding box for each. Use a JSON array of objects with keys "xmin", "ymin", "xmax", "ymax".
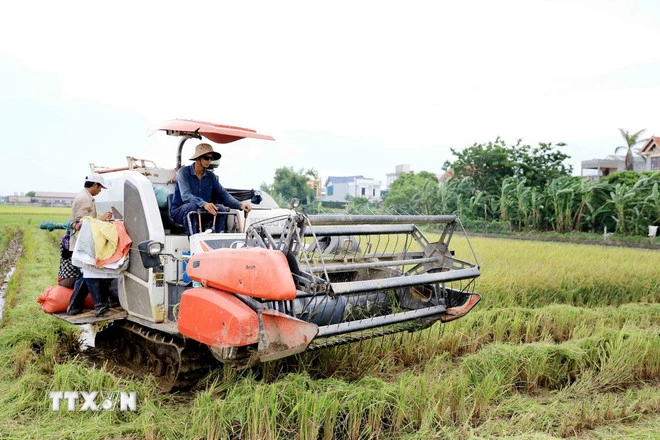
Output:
[{"xmin": 148, "ymin": 119, "xmax": 275, "ymax": 144}]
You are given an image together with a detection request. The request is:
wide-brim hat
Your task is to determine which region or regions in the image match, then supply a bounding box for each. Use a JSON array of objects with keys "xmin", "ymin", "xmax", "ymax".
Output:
[
  {"xmin": 86, "ymin": 173, "xmax": 108, "ymax": 189},
  {"xmin": 189, "ymin": 143, "xmax": 221, "ymax": 161}
]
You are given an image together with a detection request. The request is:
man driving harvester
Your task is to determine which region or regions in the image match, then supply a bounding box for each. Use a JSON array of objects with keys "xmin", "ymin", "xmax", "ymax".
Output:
[{"xmin": 170, "ymin": 143, "xmax": 252, "ymax": 235}]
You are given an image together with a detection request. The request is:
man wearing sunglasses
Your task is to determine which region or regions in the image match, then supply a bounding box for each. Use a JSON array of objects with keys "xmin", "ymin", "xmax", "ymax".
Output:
[{"xmin": 170, "ymin": 143, "xmax": 252, "ymax": 235}]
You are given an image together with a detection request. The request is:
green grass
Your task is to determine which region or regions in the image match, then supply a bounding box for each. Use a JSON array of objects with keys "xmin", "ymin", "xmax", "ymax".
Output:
[
  {"xmin": 0, "ymin": 226, "xmax": 14, "ymax": 254},
  {"xmin": 0, "ymin": 205, "xmax": 70, "ymax": 226},
  {"xmin": 0, "ymin": 207, "xmax": 658, "ymax": 439},
  {"xmin": 448, "ymin": 236, "xmax": 660, "ymax": 308},
  {"xmin": 466, "ymin": 227, "xmax": 659, "ymax": 245}
]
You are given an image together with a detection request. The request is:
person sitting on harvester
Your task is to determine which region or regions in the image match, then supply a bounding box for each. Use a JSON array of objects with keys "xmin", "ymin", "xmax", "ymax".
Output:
[{"xmin": 169, "ymin": 143, "xmax": 251, "ymax": 235}]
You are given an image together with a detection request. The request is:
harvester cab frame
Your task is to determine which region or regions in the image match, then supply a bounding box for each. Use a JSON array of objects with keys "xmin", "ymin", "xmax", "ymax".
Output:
[{"xmin": 48, "ymin": 119, "xmax": 482, "ymax": 391}]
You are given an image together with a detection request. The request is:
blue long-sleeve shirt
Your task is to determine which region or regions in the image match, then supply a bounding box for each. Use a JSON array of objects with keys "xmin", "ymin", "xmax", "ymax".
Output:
[{"xmin": 170, "ymin": 165, "xmax": 241, "ymax": 210}]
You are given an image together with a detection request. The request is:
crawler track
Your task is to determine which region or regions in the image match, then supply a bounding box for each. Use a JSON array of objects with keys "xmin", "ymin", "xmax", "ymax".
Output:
[{"xmin": 95, "ymin": 321, "xmax": 217, "ymax": 392}]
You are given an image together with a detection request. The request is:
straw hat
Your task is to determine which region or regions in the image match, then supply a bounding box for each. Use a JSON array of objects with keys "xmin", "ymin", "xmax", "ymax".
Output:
[{"xmin": 189, "ymin": 143, "xmax": 221, "ymax": 160}]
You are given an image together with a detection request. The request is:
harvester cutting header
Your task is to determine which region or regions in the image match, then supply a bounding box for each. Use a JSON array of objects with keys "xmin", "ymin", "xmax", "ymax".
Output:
[{"xmin": 44, "ymin": 119, "xmax": 481, "ymax": 391}]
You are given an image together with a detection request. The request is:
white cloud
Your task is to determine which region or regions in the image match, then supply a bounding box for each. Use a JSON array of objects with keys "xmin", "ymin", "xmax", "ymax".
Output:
[{"xmin": 1, "ymin": 0, "xmax": 659, "ymax": 194}]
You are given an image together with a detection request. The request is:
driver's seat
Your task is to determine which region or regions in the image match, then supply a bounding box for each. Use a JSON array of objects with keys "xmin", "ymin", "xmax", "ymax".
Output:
[
  {"xmin": 167, "ymin": 193, "xmax": 185, "ymax": 229},
  {"xmin": 164, "ymin": 193, "xmax": 192, "ymax": 235}
]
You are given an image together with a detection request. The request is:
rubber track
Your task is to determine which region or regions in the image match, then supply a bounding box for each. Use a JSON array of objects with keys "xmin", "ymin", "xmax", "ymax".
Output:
[{"xmin": 95, "ymin": 320, "xmax": 216, "ymax": 392}]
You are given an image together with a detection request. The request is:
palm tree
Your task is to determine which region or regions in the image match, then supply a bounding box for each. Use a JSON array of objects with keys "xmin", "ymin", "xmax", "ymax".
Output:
[{"xmin": 616, "ymin": 128, "xmax": 647, "ymax": 171}]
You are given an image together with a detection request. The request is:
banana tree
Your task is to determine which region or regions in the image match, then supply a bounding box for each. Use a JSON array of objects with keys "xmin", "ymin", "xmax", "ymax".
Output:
[
  {"xmin": 445, "ymin": 177, "xmax": 476, "ymax": 217},
  {"xmin": 412, "ymin": 178, "xmax": 440, "ymax": 215},
  {"xmin": 513, "ymin": 178, "xmax": 531, "ymax": 231},
  {"xmin": 528, "ymin": 187, "xmax": 542, "ymax": 230},
  {"xmin": 644, "ymin": 182, "xmax": 660, "ymax": 226},
  {"xmin": 572, "ymin": 179, "xmax": 596, "ymax": 231},
  {"xmin": 498, "ymin": 177, "xmax": 517, "ymax": 225},
  {"xmin": 605, "ymin": 183, "xmax": 638, "ymax": 234},
  {"xmin": 439, "ymin": 180, "xmax": 456, "ymax": 215},
  {"xmin": 545, "ymin": 177, "xmax": 576, "ymax": 233},
  {"xmin": 631, "ymin": 177, "xmax": 660, "ymax": 234}
]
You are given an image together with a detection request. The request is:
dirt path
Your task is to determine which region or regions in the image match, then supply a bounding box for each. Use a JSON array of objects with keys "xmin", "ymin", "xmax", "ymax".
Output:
[{"xmin": 0, "ymin": 231, "xmax": 24, "ymax": 321}]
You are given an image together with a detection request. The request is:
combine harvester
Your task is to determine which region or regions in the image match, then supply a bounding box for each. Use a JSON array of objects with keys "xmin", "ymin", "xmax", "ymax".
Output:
[{"xmin": 51, "ymin": 119, "xmax": 481, "ymax": 391}]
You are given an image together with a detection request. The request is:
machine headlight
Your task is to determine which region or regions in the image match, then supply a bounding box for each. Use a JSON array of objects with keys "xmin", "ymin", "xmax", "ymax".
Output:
[
  {"xmin": 137, "ymin": 240, "xmax": 164, "ymax": 269},
  {"xmin": 148, "ymin": 241, "xmax": 163, "ymax": 256}
]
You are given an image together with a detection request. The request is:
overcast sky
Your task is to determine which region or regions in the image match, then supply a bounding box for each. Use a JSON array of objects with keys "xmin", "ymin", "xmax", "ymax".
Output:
[{"xmin": 1, "ymin": 0, "xmax": 659, "ymax": 196}]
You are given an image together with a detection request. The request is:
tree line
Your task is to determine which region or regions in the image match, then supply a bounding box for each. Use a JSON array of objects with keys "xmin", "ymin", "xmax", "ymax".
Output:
[
  {"xmin": 263, "ymin": 137, "xmax": 659, "ymax": 236},
  {"xmin": 382, "ymin": 138, "xmax": 659, "ymax": 236}
]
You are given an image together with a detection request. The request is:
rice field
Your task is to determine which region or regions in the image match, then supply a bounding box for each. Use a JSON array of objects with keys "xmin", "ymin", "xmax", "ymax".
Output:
[{"xmin": 0, "ymin": 206, "xmax": 658, "ymax": 439}]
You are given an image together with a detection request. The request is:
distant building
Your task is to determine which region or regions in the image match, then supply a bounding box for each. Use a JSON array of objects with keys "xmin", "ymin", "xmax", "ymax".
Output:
[
  {"xmin": 438, "ymin": 168, "xmax": 454, "ymax": 184},
  {"xmin": 324, "ymin": 176, "xmax": 381, "ymax": 202},
  {"xmin": 306, "ymin": 178, "xmax": 322, "ymax": 200},
  {"xmin": 385, "ymin": 164, "xmax": 410, "ymax": 190},
  {"xmin": 33, "ymin": 192, "xmax": 77, "ymax": 207},
  {"xmin": 581, "ymin": 154, "xmax": 646, "ymax": 181},
  {"xmin": 640, "ymin": 136, "xmax": 660, "ymax": 171},
  {"xmin": 7, "ymin": 196, "xmax": 32, "ymax": 205}
]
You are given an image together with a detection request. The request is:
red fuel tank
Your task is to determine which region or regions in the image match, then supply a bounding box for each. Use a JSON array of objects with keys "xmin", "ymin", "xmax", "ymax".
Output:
[
  {"xmin": 185, "ymin": 248, "xmax": 297, "ymax": 300},
  {"xmin": 178, "ymin": 287, "xmax": 260, "ymax": 348}
]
